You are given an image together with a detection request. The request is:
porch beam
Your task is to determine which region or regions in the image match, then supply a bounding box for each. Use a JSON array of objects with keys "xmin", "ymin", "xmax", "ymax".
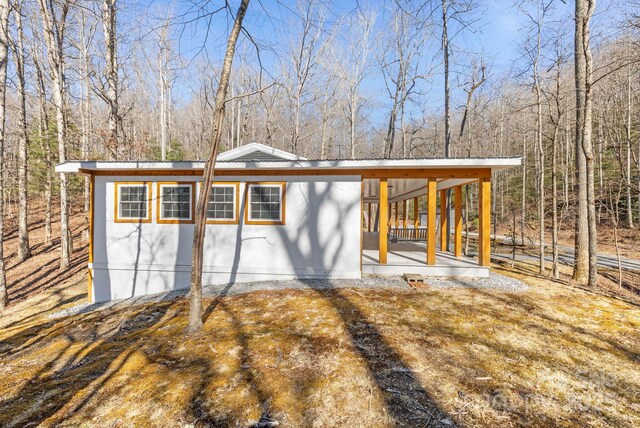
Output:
[
  {"xmin": 379, "ymin": 179, "xmax": 388, "ymax": 264},
  {"xmin": 427, "ymin": 178, "xmax": 437, "ymax": 265},
  {"xmin": 439, "ymin": 189, "xmax": 448, "ymax": 251},
  {"xmin": 454, "ymin": 186, "xmax": 463, "ymax": 257},
  {"xmin": 478, "ymin": 177, "xmax": 491, "ymax": 266}
]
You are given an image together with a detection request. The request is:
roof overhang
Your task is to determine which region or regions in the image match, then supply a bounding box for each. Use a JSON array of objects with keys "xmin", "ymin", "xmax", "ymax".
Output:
[
  {"xmin": 56, "ymin": 157, "xmax": 521, "ymax": 200},
  {"xmin": 56, "ymin": 157, "xmax": 521, "ymax": 174}
]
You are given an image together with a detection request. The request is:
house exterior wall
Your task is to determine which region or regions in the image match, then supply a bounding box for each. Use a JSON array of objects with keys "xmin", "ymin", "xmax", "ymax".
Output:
[{"xmin": 91, "ymin": 174, "xmax": 362, "ymax": 302}]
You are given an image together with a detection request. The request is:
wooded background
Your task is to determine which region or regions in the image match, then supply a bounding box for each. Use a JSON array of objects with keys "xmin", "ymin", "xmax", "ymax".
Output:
[{"xmin": 0, "ymin": 0, "xmax": 634, "ymax": 307}]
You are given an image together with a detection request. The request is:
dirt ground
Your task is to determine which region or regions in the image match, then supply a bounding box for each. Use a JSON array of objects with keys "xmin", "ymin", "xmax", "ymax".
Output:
[{"xmin": 1, "ymin": 207, "xmax": 639, "ymax": 427}]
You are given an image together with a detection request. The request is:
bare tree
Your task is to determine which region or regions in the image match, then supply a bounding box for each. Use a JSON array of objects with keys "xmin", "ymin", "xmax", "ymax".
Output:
[
  {"xmin": 285, "ymin": 0, "xmax": 328, "ymax": 155},
  {"xmin": 573, "ymin": 0, "xmax": 597, "ymax": 287},
  {"xmin": 442, "ymin": 0, "xmax": 451, "ymax": 158},
  {"xmin": 0, "ymin": 0, "xmax": 9, "ymax": 309},
  {"xmin": 547, "ymin": 45, "xmax": 566, "ymax": 280},
  {"xmin": 521, "ymin": 0, "xmax": 554, "ymax": 275},
  {"xmin": 10, "ymin": 0, "xmax": 31, "ymax": 261},
  {"xmin": 32, "ymin": 29, "xmax": 53, "ymax": 246},
  {"xmin": 624, "ymin": 45, "xmax": 634, "ymax": 228},
  {"xmin": 331, "ymin": 9, "xmax": 375, "ymax": 159},
  {"xmin": 458, "ymin": 61, "xmax": 486, "ymax": 145},
  {"xmin": 78, "ymin": 9, "xmax": 96, "ymax": 240},
  {"xmin": 102, "ymin": 0, "xmax": 119, "ymax": 158},
  {"xmin": 38, "ymin": 0, "xmax": 72, "ymax": 269},
  {"xmin": 381, "ymin": 6, "xmax": 427, "ymax": 158},
  {"xmin": 158, "ymin": 18, "xmax": 170, "ymax": 161},
  {"xmin": 188, "ymin": 0, "xmax": 249, "ymax": 333}
]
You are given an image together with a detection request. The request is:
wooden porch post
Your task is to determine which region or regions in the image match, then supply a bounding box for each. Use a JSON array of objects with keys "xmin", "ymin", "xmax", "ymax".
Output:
[
  {"xmin": 413, "ymin": 196, "xmax": 419, "ymax": 228},
  {"xmin": 454, "ymin": 186, "xmax": 462, "ymax": 257},
  {"xmin": 402, "ymin": 200, "xmax": 408, "ymax": 229},
  {"xmin": 367, "ymin": 202, "xmax": 372, "ymax": 232},
  {"xmin": 427, "ymin": 178, "xmax": 437, "ymax": 265},
  {"xmin": 478, "ymin": 177, "xmax": 491, "ymax": 266},
  {"xmin": 439, "ymin": 189, "xmax": 448, "ymax": 251},
  {"xmin": 388, "ymin": 203, "xmax": 392, "ymax": 228},
  {"xmin": 379, "ymin": 179, "xmax": 388, "ymax": 264}
]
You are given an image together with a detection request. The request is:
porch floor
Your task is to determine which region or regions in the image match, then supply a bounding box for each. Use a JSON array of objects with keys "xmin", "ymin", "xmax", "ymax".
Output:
[{"xmin": 362, "ymin": 232, "xmax": 489, "ymax": 277}]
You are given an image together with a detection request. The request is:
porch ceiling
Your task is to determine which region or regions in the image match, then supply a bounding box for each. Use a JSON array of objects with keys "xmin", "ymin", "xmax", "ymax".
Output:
[{"xmin": 363, "ymin": 178, "xmax": 476, "ymax": 203}]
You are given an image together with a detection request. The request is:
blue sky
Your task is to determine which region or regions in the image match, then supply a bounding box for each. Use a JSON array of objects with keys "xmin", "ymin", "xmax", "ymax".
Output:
[{"xmin": 136, "ymin": 0, "xmax": 618, "ymax": 126}]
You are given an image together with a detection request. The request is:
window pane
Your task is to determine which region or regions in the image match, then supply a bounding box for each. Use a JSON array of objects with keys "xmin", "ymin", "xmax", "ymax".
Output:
[
  {"xmin": 249, "ymin": 185, "xmax": 281, "ymax": 221},
  {"xmin": 161, "ymin": 185, "xmax": 191, "ymax": 220},
  {"xmin": 207, "ymin": 186, "xmax": 236, "ymax": 220},
  {"xmin": 119, "ymin": 185, "xmax": 147, "ymax": 219}
]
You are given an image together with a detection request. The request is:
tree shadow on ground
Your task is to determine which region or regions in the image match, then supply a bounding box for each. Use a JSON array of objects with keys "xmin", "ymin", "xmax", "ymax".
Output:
[
  {"xmin": 0, "ymin": 300, "xmax": 176, "ymax": 427},
  {"xmin": 313, "ymin": 285, "xmax": 454, "ymax": 427}
]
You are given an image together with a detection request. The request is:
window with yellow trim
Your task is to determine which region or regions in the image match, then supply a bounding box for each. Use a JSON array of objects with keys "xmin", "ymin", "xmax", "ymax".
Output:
[
  {"xmin": 246, "ymin": 183, "xmax": 285, "ymax": 224},
  {"xmin": 158, "ymin": 183, "xmax": 193, "ymax": 222},
  {"xmin": 116, "ymin": 183, "xmax": 151, "ymax": 222},
  {"xmin": 207, "ymin": 184, "xmax": 237, "ymax": 223}
]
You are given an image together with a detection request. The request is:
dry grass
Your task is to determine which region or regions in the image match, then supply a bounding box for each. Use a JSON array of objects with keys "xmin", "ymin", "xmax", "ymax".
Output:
[
  {"xmin": 1, "ymin": 262, "xmax": 639, "ymax": 427},
  {"xmin": 1, "ymin": 206, "xmax": 639, "ymax": 427}
]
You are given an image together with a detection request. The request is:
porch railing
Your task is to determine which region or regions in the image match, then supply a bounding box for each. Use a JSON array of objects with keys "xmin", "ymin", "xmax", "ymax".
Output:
[{"xmin": 388, "ymin": 227, "xmax": 427, "ymax": 242}]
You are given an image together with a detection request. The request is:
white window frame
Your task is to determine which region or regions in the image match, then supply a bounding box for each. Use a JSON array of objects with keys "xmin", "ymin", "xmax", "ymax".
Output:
[
  {"xmin": 245, "ymin": 182, "xmax": 285, "ymax": 225},
  {"xmin": 115, "ymin": 182, "xmax": 152, "ymax": 223},
  {"xmin": 206, "ymin": 182, "xmax": 239, "ymax": 224},
  {"xmin": 157, "ymin": 182, "xmax": 194, "ymax": 223}
]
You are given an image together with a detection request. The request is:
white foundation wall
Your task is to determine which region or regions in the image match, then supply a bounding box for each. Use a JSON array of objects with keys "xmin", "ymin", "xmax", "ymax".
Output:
[{"xmin": 92, "ymin": 175, "xmax": 362, "ymax": 302}]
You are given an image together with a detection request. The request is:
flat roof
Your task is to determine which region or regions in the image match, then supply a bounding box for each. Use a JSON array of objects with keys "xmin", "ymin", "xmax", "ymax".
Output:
[{"xmin": 56, "ymin": 157, "xmax": 521, "ymax": 174}]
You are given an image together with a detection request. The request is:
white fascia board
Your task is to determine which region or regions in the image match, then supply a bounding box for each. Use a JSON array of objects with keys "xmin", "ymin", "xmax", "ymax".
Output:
[{"xmin": 55, "ymin": 157, "xmax": 522, "ymax": 173}]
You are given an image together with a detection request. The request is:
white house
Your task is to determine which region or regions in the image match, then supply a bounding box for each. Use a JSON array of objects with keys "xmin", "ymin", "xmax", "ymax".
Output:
[{"xmin": 56, "ymin": 143, "xmax": 520, "ymax": 303}]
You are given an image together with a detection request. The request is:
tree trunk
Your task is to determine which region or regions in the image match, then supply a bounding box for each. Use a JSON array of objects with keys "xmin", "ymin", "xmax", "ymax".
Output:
[
  {"xmin": 552, "ymin": 110, "xmax": 560, "ymax": 279},
  {"xmin": 535, "ymin": 83, "xmax": 545, "ymax": 275},
  {"xmin": 188, "ymin": 0, "xmax": 249, "ymax": 333},
  {"xmin": 38, "ymin": 0, "xmax": 72, "ymax": 270},
  {"xmin": 160, "ymin": 70, "xmax": 167, "ymax": 160},
  {"xmin": 626, "ymin": 62, "xmax": 634, "ymax": 228},
  {"xmin": 12, "ymin": 2, "xmax": 31, "ymax": 261},
  {"xmin": 573, "ymin": 0, "xmax": 597, "ymax": 287},
  {"xmin": 0, "ymin": 0, "xmax": 9, "ymax": 309},
  {"xmin": 384, "ymin": 103, "xmax": 398, "ymax": 158},
  {"xmin": 33, "ymin": 45, "xmax": 52, "ymax": 246},
  {"xmin": 102, "ymin": 0, "xmax": 119, "ymax": 159},
  {"xmin": 350, "ymin": 93, "xmax": 357, "ymax": 159},
  {"xmin": 80, "ymin": 11, "xmax": 93, "ymax": 241},
  {"xmin": 521, "ymin": 112, "xmax": 527, "ymax": 247},
  {"xmin": 442, "ymin": 0, "xmax": 450, "ymax": 157}
]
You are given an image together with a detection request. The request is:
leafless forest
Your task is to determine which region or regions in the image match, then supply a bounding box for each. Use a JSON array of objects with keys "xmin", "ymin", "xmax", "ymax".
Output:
[{"xmin": 0, "ymin": 0, "xmax": 638, "ymax": 307}]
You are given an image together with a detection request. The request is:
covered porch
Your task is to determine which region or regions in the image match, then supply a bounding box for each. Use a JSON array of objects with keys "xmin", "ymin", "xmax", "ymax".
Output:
[
  {"xmin": 361, "ymin": 171, "xmax": 494, "ymax": 278},
  {"xmin": 362, "ymin": 232, "xmax": 488, "ymax": 276}
]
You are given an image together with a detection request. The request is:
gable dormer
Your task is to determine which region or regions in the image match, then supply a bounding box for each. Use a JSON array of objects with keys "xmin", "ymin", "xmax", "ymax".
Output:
[{"xmin": 217, "ymin": 143, "xmax": 306, "ymax": 162}]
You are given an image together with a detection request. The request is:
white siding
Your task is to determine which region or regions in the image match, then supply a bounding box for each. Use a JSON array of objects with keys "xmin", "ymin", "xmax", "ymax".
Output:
[{"xmin": 92, "ymin": 175, "xmax": 362, "ymax": 302}]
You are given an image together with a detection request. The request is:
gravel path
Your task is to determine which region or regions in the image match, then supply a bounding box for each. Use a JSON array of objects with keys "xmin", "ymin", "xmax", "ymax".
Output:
[{"xmin": 50, "ymin": 273, "xmax": 527, "ymax": 319}]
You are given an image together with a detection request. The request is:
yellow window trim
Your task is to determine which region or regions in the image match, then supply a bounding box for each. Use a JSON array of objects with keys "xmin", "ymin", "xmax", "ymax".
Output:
[
  {"xmin": 114, "ymin": 182, "xmax": 153, "ymax": 223},
  {"xmin": 244, "ymin": 182, "xmax": 286, "ymax": 226},
  {"xmin": 156, "ymin": 182, "xmax": 196, "ymax": 224}
]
